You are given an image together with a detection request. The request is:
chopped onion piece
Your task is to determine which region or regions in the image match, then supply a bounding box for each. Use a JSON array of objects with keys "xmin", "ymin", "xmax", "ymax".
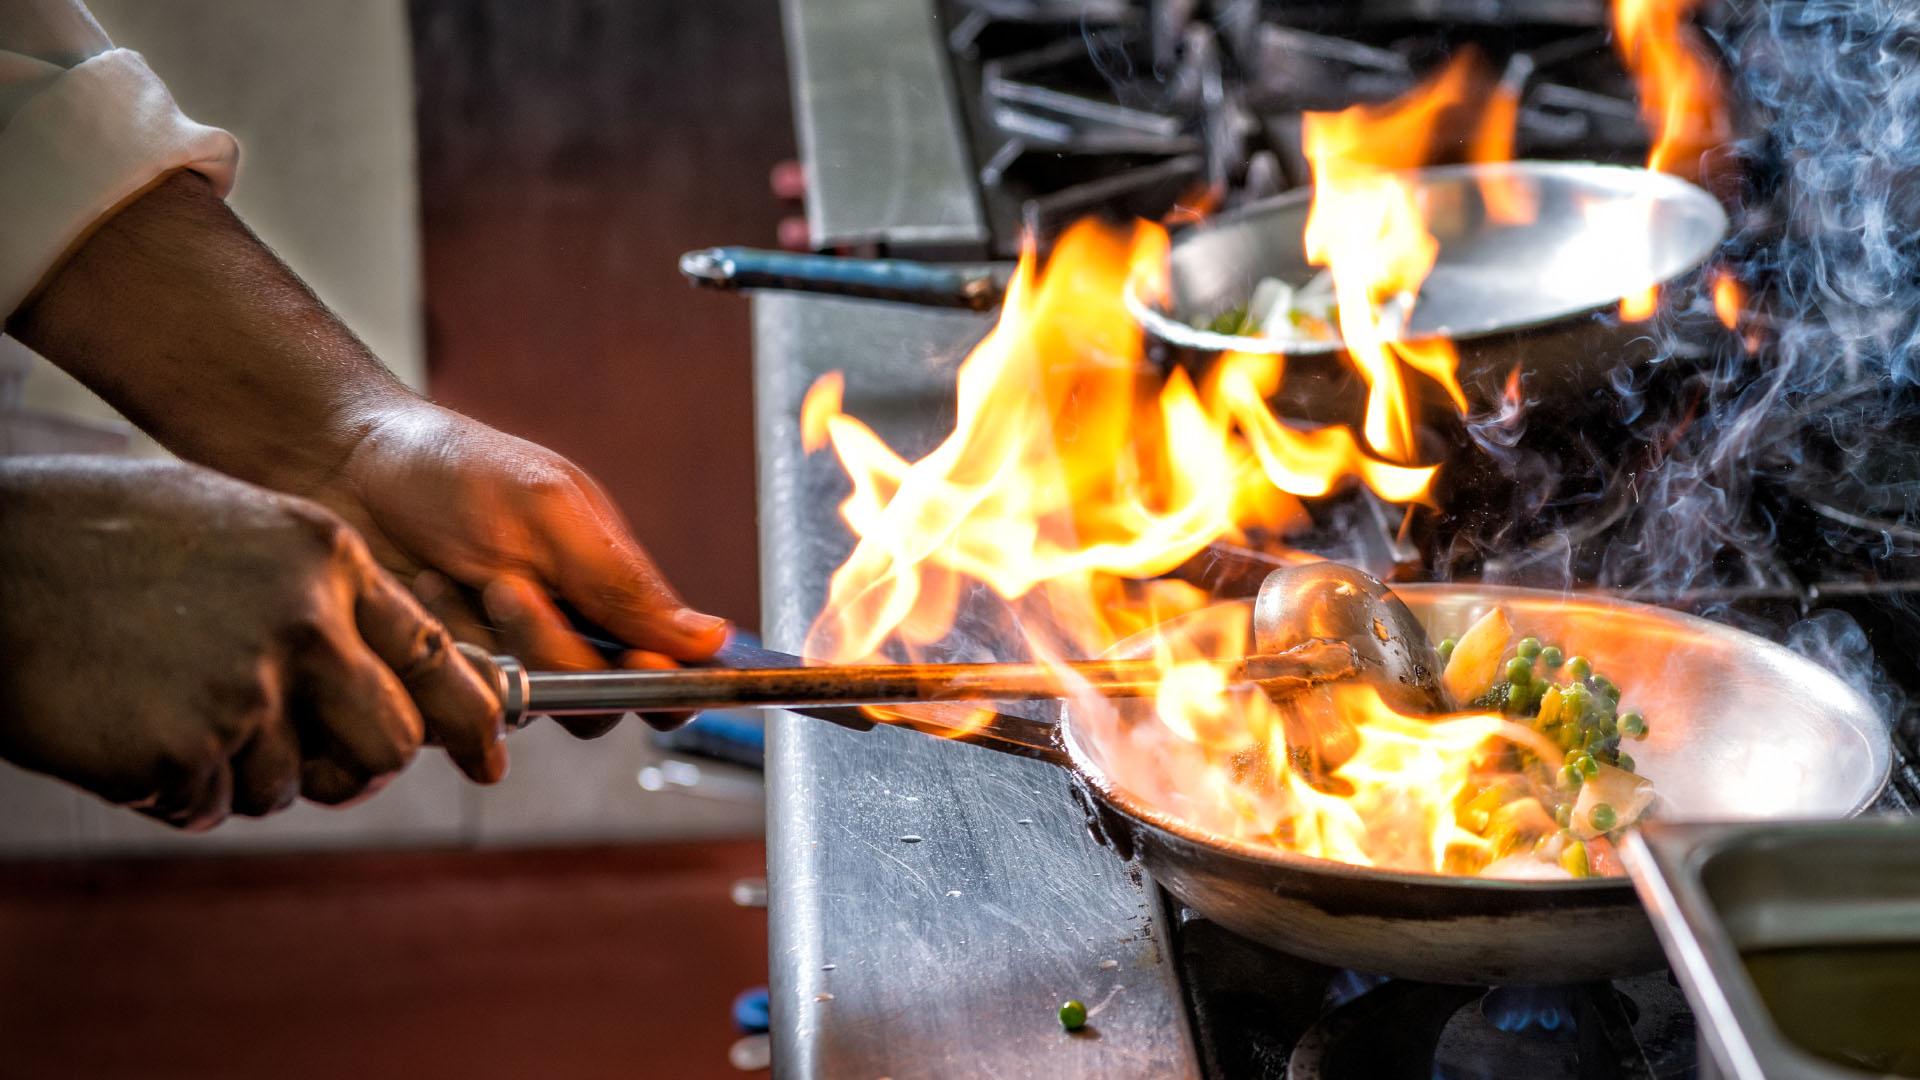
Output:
[
  {"xmin": 1482, "ymin": 853, "xmax": 1576, "ymax": 881},
  {"xmin": 1571, "ymin": 764, "xmax": 1654, "ymax": 840},
  {"xmin": 1442, "ymin": 606, "xmax": 1512, "ymax": 705},
  {"xmin": 1247, "ymin": 277, "xmax": 1293, "ymax": 337}
]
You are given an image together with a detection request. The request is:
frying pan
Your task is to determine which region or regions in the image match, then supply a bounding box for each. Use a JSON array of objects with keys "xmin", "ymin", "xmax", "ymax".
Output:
[
  {"xmin": 1067, "ymin": 584, "xmax": 1887, "ymax": 985},
  {"xmin": 683, "ymin": 161, "xmax": 1730, "ymax": 409},
  {"xmin": 467, "ymin": 581, "xmax": 1885, "ymax": 985}
]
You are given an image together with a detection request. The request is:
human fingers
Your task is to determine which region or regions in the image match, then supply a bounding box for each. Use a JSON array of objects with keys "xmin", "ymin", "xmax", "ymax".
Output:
[
  {"xmin": 355, "ymin": 560, "xmax": 504, "ymax": 783},
  {"xmin": 532, "ymin": 483, "xmax": 728, "ymax": 661},
  {"xmin": 483, "ymin": 575, "xmax": 626, "ymax": 739}
]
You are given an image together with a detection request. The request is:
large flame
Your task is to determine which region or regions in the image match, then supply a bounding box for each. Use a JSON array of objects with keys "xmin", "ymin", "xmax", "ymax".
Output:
[
  {"xmin": 802, "ymin": 220, "xmax": 1433, "ymax": 664},
  {"xmin": 1298, "ymin": 53, "xmax": 1506, "ymax": 462},
  {"xmin": 799, "ymin": 53, "xmax": 1579, "ymax": 875},
  {"xmin": 1613, "ymin": 0, "xmax": 1730, "ymax": 179},
  {"xmin": 1609, "ymin": 0, "xmax": 1732, "ymax": 318}
]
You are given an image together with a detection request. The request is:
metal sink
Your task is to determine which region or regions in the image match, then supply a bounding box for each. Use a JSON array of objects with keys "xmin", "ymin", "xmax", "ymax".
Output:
[{"xmin": 1622, "ymin": 817, "xmax": 1920, "ymax": 1080}]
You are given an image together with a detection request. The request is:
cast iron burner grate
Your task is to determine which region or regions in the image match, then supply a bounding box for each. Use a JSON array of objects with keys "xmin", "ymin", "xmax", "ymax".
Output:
[{"xmin": 939, "ymin": 0, "xmax": 1654, "ymax": 256}]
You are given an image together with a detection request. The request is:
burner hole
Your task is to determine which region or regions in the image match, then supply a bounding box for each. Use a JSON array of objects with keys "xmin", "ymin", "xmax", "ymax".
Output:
[{"xmin": 1480, "ymin": 986, "xmax": 1580, "ymax": 1038}]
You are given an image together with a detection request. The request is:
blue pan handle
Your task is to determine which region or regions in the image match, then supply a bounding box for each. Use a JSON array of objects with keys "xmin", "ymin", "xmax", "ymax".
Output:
[{"xmin": 680, "ymin": 246, "xmax": 1010, "ymax": 311}]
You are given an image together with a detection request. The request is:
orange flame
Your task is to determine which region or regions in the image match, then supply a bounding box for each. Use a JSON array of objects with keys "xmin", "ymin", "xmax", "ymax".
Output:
[
  {"xmin": 1300, "ymin": 58, "xmax": 1476, "ymax": 461},
  {"xmin": 1712, "ymin": 272, "xmax": 1743, "ymax": 330},
  {"xmin": 1613, "ymin": 0, "xmax": 1730, "ymax": 179},
  {"xmin": 1621, "ymin": 285, "xmax": 1659, "ymax": 322},
  {"xmin": 801, "ymin": 220, "xmax": 1432, "ymax": 664},
  {"xmin": 1096, "ymin": 602, "xmax": 1564, "ymax": 873},
  {"xmin": 802, "ymin": 55, "xmax": 1570, "ymax": 877}
]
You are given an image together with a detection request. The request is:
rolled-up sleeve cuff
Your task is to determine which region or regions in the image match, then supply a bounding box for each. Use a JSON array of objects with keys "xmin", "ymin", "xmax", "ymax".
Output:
[{"xmin": 0, "ymin": 47, "xmax": 238, "ymax": 319}]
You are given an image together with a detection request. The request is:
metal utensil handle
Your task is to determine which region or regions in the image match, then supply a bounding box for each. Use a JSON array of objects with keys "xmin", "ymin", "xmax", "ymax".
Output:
[
  {"xmin": 454, "ymin": 639, "xmax": 1355, "ymax": 765},
  {"xmin": 473, "ymin": 653, "xmax": 1170, "ymax": 725},
  {"xmin": 679, "ymin": 247, "xmax": 1009, "ymax": 311}
]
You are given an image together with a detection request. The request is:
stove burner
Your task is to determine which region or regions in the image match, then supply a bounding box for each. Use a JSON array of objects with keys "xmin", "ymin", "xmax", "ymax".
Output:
[
  {"xmin": 1286, "ymin": 974, "xmax": 1694, "ymax": 1080},
  {"xmin": 1481, "ymin": 985, "xmax": 1579, "ymax": 1035},
  {"xmin": 941, "ymin": 0, "xmax": 1651, "ymax": 256}
]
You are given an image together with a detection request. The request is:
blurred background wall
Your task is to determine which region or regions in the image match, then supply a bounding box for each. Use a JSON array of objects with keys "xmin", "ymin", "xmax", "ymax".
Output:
[
  {"xmin": 0, "ymin": 3, "xmax": 791, "ymax": 1076},
  {"xmin": 0, "ymin": 0, "xmax": 787, "ymax": 854}
]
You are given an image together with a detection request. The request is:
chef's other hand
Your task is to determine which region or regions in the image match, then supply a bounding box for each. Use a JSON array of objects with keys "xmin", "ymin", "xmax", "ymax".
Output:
[
  {"xmin": 303, "ymin": 399, "xmax": 729, "ymax": 738},
  {"xmin": 0, "ymin": 457, "xmax": 504, "ymax": 829}
]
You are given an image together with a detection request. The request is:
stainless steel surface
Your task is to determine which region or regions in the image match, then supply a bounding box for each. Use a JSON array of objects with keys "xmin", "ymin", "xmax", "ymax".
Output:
[
  {"xmin": 1253, "ymin": 561, "xmax": 1449, "ymax": 714},
  {"xmin": 1065, "ymin": 585, "xmax": 1891, "ymax": 984},
  {"xmin": 1623, "ymin": 818, "xmax": 1920, "ymax": 1080},
  {"xmin": 781, "ymin": 0, "xmax": 988, "ymax": 252},
  {"xmin": 755, "ymin": 292, "xmax": 1201, "ymax": 1080},
  {"xmin": 1136, "ymin": 161, "xmax": 1728, "ymax": 354}
]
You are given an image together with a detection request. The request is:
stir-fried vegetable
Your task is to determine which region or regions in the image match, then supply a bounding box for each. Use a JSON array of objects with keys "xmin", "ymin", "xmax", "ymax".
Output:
[
  {"xmin": 1442, "ymin": 606, "xmax": 1658, "ymax": 879},
  {"xmin": 1443, "ymin": 606, "xmax": 1513, "ymax": 704},
  {"xmin": 1191, "ymin": 271, "xmax": 1341, "ymax": 344}
]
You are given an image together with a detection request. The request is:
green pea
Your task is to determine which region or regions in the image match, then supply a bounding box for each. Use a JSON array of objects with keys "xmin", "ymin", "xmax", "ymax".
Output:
[
  {"xmin": 1580, "ymin": 754, "xmax": 1600, "ymax": 778},
  {"xmin": 1506, "ymin": 657, "xmax": 1534, "ymax": 686},
  {"xmin": 1540, "ymin": 646, "xmax": 1564, "ymax": 669},
  {"xmin": 1438, "ymin": 637, "xmax": 1457, "ymax": 662},
  {"xmin": 1616, "ymin": 752, "xmax": 1635, "ymax": 773},
  {"xmin": 1516, "ymin": 637, "xmax": 1542, "ymax": 660},
  {"xmin": 1059, "ymin": 999, "xmax": 1087, "ymax": 1031},
  {"xmin": 1620, "ymin": 712, "xmax": 1647, "ymax": 738},
  {"xmin": 1554, "ymin": 803, "xmax": 1572, "ymax": 827},
  {"xmin": 1559, "ymin": 683, "xmax": 1590, "ymax": 725},
  {"xmin": 1560, "ymin": 763, "xmax": 1584, "ymax": 790},
  {"xmin": 1566, "ymin": 656, "xmax": 1592, "ymax": 681},
  {"xmin": 1589, "ymin": 803, "xmax": 1618, "ymax": 832}
]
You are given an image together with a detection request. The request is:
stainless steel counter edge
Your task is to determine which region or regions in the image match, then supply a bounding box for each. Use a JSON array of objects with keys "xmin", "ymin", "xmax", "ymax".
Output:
[{"xmin": 755, "ymin": 292, "xmax": 1200, "ymax": 1079}]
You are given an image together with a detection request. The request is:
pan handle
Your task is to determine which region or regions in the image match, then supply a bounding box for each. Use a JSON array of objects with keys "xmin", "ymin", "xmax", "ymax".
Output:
[
  {"xmin": 457, "ymin": 639, "xmax": 1069, "ymax": 766},
  {"xmin": 679, "ymin": 247, "xmax": 1011, "ymax": 311}
]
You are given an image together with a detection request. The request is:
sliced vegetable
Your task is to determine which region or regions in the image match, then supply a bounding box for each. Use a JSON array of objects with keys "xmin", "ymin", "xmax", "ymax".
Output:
[
  {"xmin": 1442, "ymin": 606, "xmax": 1513, "ymax": 705},
  {"xmin": 1559, "ymin": 840, "xmax": 1590, "ymax": 878},
  {"xmin": 1570, "ymin": 763, "xmax": 1654, "ymax": 840},
  {"xmin": 1483, "ymin": 852, "xmax": 1576, "ymax": 880}
]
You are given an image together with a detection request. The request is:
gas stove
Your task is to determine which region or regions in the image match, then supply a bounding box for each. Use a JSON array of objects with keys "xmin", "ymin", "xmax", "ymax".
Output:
[
  {"xmin": 940, "ymin": 0, "xmax": 1652, "ymax": 258},
  {"xmin": 763, "ymin": 2, "xmax": 1920, "ymax": 1078}
]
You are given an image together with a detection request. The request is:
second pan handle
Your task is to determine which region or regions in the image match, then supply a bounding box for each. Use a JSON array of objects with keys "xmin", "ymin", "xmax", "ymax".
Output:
[{"xmin": 679, "ymin": 247, "xmax": 1012, "ymax": 311}]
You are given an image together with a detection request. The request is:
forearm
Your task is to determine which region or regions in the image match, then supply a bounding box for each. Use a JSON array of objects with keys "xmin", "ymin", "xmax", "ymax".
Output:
[{"xmin": 5, "ymin": 169, "xmax": 414, "ymax": 492}]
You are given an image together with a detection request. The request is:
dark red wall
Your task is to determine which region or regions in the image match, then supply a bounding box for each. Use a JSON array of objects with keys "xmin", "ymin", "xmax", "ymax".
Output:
[{"xmin": 410, "ymin": 1, "xmax": 794, "ymax": 628}]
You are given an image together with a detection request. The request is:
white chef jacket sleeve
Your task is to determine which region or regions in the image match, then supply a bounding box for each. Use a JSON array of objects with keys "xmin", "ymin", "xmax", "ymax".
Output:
[{"xmin": 0, "ymin": 0, "xmax": 239, "ymax": 319}]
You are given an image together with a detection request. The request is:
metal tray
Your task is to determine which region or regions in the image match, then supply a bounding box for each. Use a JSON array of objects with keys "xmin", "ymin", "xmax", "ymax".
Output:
[{"xmin": 1623, "ymin": 818, "xmax": 1920, "ymax": 1079}]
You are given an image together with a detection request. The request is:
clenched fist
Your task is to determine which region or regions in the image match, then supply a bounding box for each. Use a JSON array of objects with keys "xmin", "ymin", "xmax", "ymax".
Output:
[{"xmin": 0, "ymin": 456, "xmax": 503, "ymax": 829}]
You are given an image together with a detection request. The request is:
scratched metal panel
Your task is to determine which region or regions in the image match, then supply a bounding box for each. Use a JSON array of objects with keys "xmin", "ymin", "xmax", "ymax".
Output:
[
  {"xmin": 755, "ymin": 292, "xmax": 1200, "ymax": 1079},
  {"xmin": 780, "ymin": 0, "xmax": 989, "ymax": 252}
]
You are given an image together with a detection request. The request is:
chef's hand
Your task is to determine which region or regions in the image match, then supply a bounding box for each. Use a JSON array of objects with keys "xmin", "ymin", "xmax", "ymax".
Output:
[
  {"xmin": 303, "ymin": 398, "xmax": 730, "ymax": 737},
  {"xmin": 7, "ymin": 171, "xmax": 730, "ymax": 738},
  {"xmin": 0, "ymin": 457, "xmax": 503, "ymax": 829}
]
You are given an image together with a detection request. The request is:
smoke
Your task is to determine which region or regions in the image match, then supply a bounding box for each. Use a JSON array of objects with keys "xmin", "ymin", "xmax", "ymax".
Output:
[
  {"xmin": 1588, "ymin": 0, "xmax": 1920, "ymax": 599},
  {"xmin": 1787, "ymin": 608, "xmax": 1903, "ymax": 730}
]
